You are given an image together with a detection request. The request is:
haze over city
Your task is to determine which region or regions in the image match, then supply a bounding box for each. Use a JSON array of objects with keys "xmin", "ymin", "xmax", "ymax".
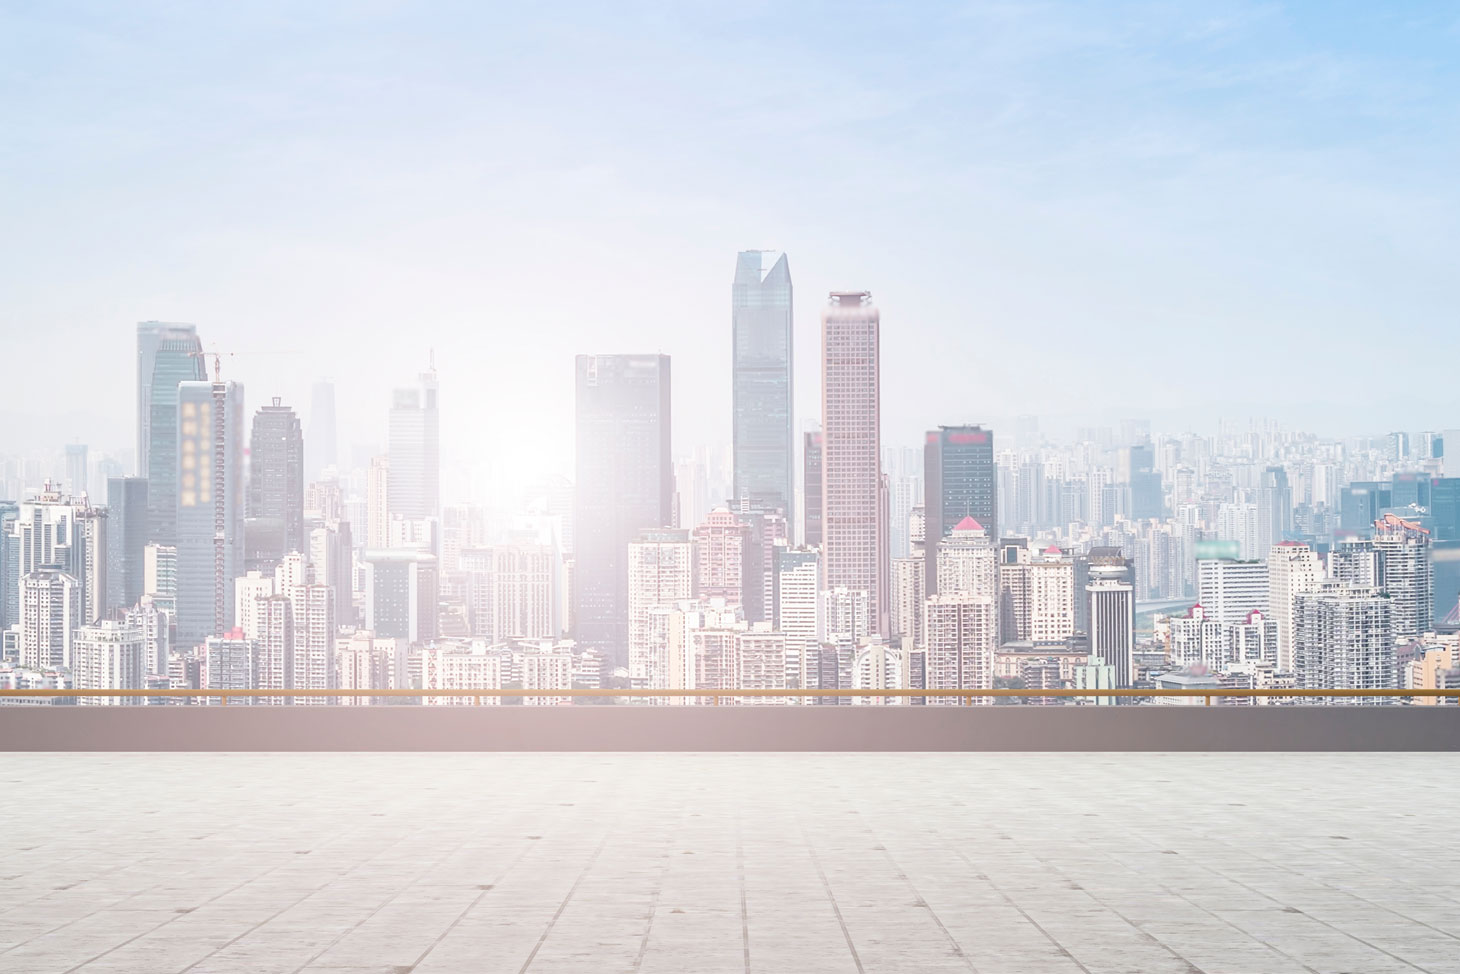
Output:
[{"xmin": 4, "ymin": 0, "xmax": 1460, "ymax": 497}]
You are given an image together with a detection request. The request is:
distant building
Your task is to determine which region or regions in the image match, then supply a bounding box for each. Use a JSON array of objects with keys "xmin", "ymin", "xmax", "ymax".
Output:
[
  {"xmin": 1267, "ymin": 541, "xmax": 1324, "ymax": 673},
  {"xmin": 821, "ymin": 292, "xmax": 887, "ymax": 636},
  {"xmin": 247, "ymin": 398, "xmax": 305, "ymax": 570},
  {"xmin": 573, "ymin": 354, "xmax": 673, "ymax": 665},
  {"xmin": 174, "ymin": 378, "xmax": 245, "ymax": 647},
  {"xmin": 1294, "ymin": 583, "xmax": 1395, "ymax": 698},
  {"xmin": 924, "ymin": 426, "xmax": 996, "ymax": 596},
  {"xmin": 71, "ymin": 619, "xmax": 146, "ymax": 704},
  {"xmin": 305, "ymin": 380, "xmax": 338, "ymax": 484},
  {"xmin": 627, "ymin": 529, "xmax": 696, "ymax": 684},
  {"xmin": 105, "ymin": 477, "xmax": 148, "ymax": 613},
  {"xmin": 1196, "ymin": 558, "xmax": 1268, "ymax": 627},
  {"xmin": 924, "ymin": 593, "xmax": 996, "ymax": 701},
  {"xmin": 731, "ymin": 251, "xmax": 794, "ymax": 525},
  {"xmin": 1086, "ymin": 550, "xmax": 1135, "ymax": 688},
  {"xmin": 693, "ymin": 509, "xmax": 749, "ymax": 606},
  {"xmin": 364, "ymin": 550, "xmax": 439, "ymax": 645},
  {"xmin": 387, "ymin": 365, "xmax": 440, "ymax": 521},
  {"xmin": 1372, "ymin": 513, "xmax": 1433, "ymax": 640},
  {"xmin": 18, "ymin": 567, "xmax": 79, "ymax": 669},
  {"xmin": 802, "ymin": 431, "xmax": 823, "ymax": 548},
  {"xmin": 137, "ymin": 322, "xmax": 206, "ymax": 544}
]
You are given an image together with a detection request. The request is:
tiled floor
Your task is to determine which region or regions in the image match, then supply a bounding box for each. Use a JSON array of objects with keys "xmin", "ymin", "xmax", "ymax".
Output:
[{"xmin": 1, "ymin": 754, "xmax": 1458, "ymax": 973}]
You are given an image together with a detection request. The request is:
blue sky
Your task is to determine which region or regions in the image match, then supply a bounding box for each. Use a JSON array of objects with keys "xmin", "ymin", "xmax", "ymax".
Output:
[{"xmin": 2, "ymin": 1, "xmax": 1457, "ymax": 488}]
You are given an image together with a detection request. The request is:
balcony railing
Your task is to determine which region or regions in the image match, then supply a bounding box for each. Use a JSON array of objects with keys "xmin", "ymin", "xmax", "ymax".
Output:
[{"xmin": 4, "ymin": 688, "xmax": 1459, "ymax": 704}]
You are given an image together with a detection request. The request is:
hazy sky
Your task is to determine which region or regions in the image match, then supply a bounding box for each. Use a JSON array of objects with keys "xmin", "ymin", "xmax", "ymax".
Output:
[{"xmin": 3, "ymin": 1, "xmax": 1458, "ymax": 492}]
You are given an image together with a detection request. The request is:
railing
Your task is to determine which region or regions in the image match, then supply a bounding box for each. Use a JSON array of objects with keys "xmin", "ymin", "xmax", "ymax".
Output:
[{"xmin": 4, "ymin": 688, "xmax": 1460, "ymax": 705}]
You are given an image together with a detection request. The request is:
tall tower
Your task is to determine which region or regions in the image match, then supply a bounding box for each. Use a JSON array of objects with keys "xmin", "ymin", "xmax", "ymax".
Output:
[
  {"xmin": 247, "ymin": 398, "xmax": 305, "ymax": 567},
  {"xmin": 627, "ymin": 528, "xmax": 696, "ymax": 684},
  {"xmin": 388, "ymin": 364, "xmax": 440, "ymax": 522},
  {"xmin": 136, "ymin": 322, "xmax": 206, "ymax": 544},
  {"xmin": 1267, "ymin": 541, "xmax": 1323, "ymax": 673},
  {"xmin": 573, "ymin": 354, "xmax": 673, "ymax": 666},
  {"xmin": 731, "ymin": 251, "xmax": 794, "ymax": 525},
  {"xmin": 924, "ymin": 426, "xmax": 997, "ymax": 596},
  {"xmin": 64, "ymin": 444, "xmax": 88, "ymax": 499},
  {"xmin": 306, "ymin": 380, "xmax": 338, "ymax": 484},
  {"xmin": 105, "ymin": 477, "xmax": 149, "ymax": 612},
  {"xmin": 175, "ymin": 378, "xmax": 245, "ymax": 647},
  {"xmin": 820, "ymin": 292, "xmax": 886, "ymax": 635},
  {"xmin": 803, "ymin": 431, "xmax": 823, "ymax": 548},
  {"xmin": 1086, "ymin": 548, "xmax": 1135, "ymax": 688},
  {"xmin": 1372, "ymin": 513, "xmax": 1433, "ymax": 640}
]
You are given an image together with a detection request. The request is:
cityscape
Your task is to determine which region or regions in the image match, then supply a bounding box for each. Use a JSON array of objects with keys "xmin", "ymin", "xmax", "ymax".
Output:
[{"xmin": 2, "ymin": 250, "xmax": 1456, "ymax": 706}]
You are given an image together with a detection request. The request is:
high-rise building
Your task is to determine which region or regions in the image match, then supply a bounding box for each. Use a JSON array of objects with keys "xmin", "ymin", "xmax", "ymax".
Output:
[
  {"xmin": 935, "ymin": 518, "xmax": 996, "ymax": 600},
  {"xmin": 309, "ymin": 520, "xmax": 356, "ymax": 629},
  {"xmin": 1372, "ymin": 513, "xmax": 1433, "ymax": 640},
  {"xmin": 1340, "ymin": 482, "xmax": 1391, "ymax": 535},
  {"xmin": 363, "ymin": 549, "xmax": 438, "ymax": 644},
  {"xmin": 627, "ymin": 528, "xmax": 696, "ymax": 684},
  {"xmin": 1257, "ymin": 466, "xmax": 1293, "ymax": 555},
  {"xmin": 247, "ymin": 398, "xmax": 305, "ymax": 568},
  {"xmin": 821, "ymin": 292, "xmax": 886, "ymax": 635},
  {"xmin": 64, "ymin": 443, "xmax": 89, "ymax": 499},
  {"xmin": 105, "ymin": 477, "xmax": 148, "ymax": 613},
  {"xmin": 693, "ymin": 508, "xmax": 748, "ymax": 606},
  {"xmin": 924, "ymin": 426, "xmax": 997, "ymax": 596},
  {"xmin": 1329, "ymin": 537, "xmax": 1378, "ymax": 587},
  {"xmin": 71, "ymin": 619, "xmax": 146, "ymax": 703},
  {"xmin": 1216, "ymin": 502, "xmax": 1261, "ymax": 561},
  {"xmin": 573, "ymin": 354, "xmax": 673, "ymax": 665},
  {"xmin": 1196, "ymin": 558, "xmax": 1269, "ymax": 627},
  {"xmin": 731, "ymin": 251, "xmax": 794, "ymax": 524},
  {"xmin": 924, "ymin": 593, "xmax": 997, "ymax": 700},
  {"xmin": 1087, "ymin": 550, "xmax": 1135, "ymax": 688},
  {"xmin": 204, "ymin": 630, "xmax": 256, "ymax": 696},
  {"xmin": 253, "ymin": 595, "xmax": 294, "ymax": 701},
  {"xmin": 0, "ymin": 501, "xmax": 17, "ymax": 632},
  {"xmin": 11, "ymin": 485, "xmax": 107, "ymax": 627},
  {"xmin": 174, "ymin": 378, "xmax": 245, "ymax": 647},
  {"xmin": 306, "ymin": 380, "xmax": 338, "ymax": 484},
  {"xmin": 366, "ymin": 456, "xmax": 391, "ymax": 550},
  {"xmin": 803, "ymin": 431, "xmax": 823, "ymax": 548},
  {"xmin": 774, "ymin": 547, "xmax": 822, "ymax": 689},
  {"xmin": 18, "ymin": 567, "xmax": 79, "ymax": 669},
  {"xmin": 143, "ymin": 543, "xmax": 178, "ymax": 614},
  {"xmin": 1294, "ymin": 583, "xmax": 1395, "ymax": 698},
  {"xmin": 387, "ymin": 365, "xmax": 440, "ymax": 521},
  {"xmin": 1267, "ymin": 541, "xmax": 1324, "ymax": 673},
  {"xmin": 284, "ymin": 580, "xmax": 336, "ymax": 693},
  {"xmin": 999, "ymin": 543, "xmax": 1076, "ymax": 643},
  {"xmin": 137, "ymin": 322, "xmax": 205, "ymax": 544},
  {"xmin": 890, "ymin": 556, "xmax": 925, "ymax": 647},
  {"xmin": 461, "ymin": 543, "xmax": 557, "ymax": 642}
]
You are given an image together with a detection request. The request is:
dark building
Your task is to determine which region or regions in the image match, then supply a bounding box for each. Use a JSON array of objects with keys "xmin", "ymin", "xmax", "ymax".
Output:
[
  {"xmin": 1340, "ymin": 482, "xmax": 1392, "ymax": 535},
  {"xmin": 138, "ymin": 322, "xmax": 205, "ymax": 545},
  {"xmin": 247, "ymin": 399, "xmax": 305, "ymax": 569},
  {"xmin": 803, "ymin": 431, "xmax": 823, "ymax": 548},
  {"xmin": 1432, "ymin": 539, "xmax": 1460, "ymax": 628},
  {"xmin": 573, "ymin": 354, "xmax": 673, "ymax": 666},
  {"xmin": 731, "ymin": 251, "xmax": 794, "ymax": 526},
  {"xmin": 104, "ymin": 477, "xmax": 148, "ymax": 612},
  {"xmin": 0, "ymin": 500, "xmax": 17, "ymax": 632},
  {"xmin": 923, "ymin": 425, "xmax": 997, "ymax": 595},
  {"xmin": 1391, "ymin": 471, "xmax": 1433, "ymax": 511},
  {"xmin": 1430, "ymin": 478, "xmax": 1460, "ymax": 541}
]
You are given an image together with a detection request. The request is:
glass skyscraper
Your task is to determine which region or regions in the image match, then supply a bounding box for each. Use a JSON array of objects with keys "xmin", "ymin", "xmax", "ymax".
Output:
[
  {"xmin": 924, "ymin": 425, "xmax": 997, "ymax": 596},
  {"xmin": 731, "ymin": 251, "xmax": 793, "ymax": 525},
  {"xmin": 137, "ymin": 322, "xmax": 205, "ymax": 546}
]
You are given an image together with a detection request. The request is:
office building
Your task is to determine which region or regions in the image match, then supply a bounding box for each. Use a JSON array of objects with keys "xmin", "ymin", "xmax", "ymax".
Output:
[
  {"xmin": 105, "ymin": 477, "xmax": 148, "ymax": 613},
  {"xmin": 387, "ymin": 365, "xmax": 440, "ymax": 521},
  {"xmin": 1087, "ymin": 550, "xmax": 1135, "ymax": 688},
  {"xmin": 924, "ymin": 426, "xmax": 997, "ymax": 596},
  {"xmin": 247, "ymin": 398, "xmax": 305, "ymax": 568},
  {"xmin": 364, "ymin": 550, "xmax": 438, "ymax": 644},
  {"xmin": 573, "ymin": 354, "xmax": 673, "ymax": 665},
  {"xmin": 1340, "ymin": 482, "xmax": 1391, "ymax": 535},
  {"xmin": 731, "ymin": 251, "xmax": 794, "ymax": 523},
  {"xmin": 174, "ymin": 378, "xmax": 245, "ymax": 647},
  {"xmin": 137, "ymin": 322, "xmax": 205, "ymax": 544},
  {"xmin": 306, "ymin": 380, "xmax": 338, "ymax": 484},
  {"xmin": 693, "ymin": 508, "xmax": 748, "ymax": 606},
  {"xmin": 803, "ymin": 431, "xmax": 823, "ymax": 548},
  {"xmin": 821, "ymin": 292, "xmax": 887, "ymax": 635},
  {"xmin": 1267, "ymin": 541, "xmax": 1324, "ymax": 673}
]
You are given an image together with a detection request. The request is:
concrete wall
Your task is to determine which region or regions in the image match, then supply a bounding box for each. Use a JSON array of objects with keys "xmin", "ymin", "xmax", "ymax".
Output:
[{"xmin": 3, "ymin": 705, "xmax": 1459, "ymax": 750}]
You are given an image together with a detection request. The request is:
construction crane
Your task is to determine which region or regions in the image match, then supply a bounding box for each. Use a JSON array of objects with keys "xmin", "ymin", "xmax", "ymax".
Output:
[{"xmin": 188, "ymin": 349, "xmax": 235, "ymax": 382}]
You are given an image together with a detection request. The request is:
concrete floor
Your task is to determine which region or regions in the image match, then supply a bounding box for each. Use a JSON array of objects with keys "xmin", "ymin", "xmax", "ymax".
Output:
[{"xmin": 0, "ymin": 754, "xmax": 1457, "ymax": 974}]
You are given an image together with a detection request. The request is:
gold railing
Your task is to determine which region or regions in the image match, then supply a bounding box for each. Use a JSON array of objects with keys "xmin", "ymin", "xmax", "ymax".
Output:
[{"xmin": 3, "ymin": 688, "xmax": 1459, "ymax": 706}]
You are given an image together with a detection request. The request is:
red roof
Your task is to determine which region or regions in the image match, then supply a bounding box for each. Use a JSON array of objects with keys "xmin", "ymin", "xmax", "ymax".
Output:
[
  {"xmin": 1043, "ymin": 545, "xmax": 1062, "ymax": 554},
  {"xmin": 954, "ymin": 516, "xmax": 983, "ymax": 531}
]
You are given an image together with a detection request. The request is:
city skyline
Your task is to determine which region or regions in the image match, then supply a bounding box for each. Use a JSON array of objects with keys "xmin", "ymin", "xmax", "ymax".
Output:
[{"xmin": 4, "ymin": 3, "xmax": 1460, "ymax": 481}]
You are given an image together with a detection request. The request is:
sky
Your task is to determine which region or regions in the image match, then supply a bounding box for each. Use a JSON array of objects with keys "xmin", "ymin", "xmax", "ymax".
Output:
[{"xmin": 2, "ymin": 1, "xmax": 1458, "ymax": 497}]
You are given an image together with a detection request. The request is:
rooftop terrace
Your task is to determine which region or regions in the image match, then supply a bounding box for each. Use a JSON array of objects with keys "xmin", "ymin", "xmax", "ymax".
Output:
[{"xmin": 4, "ymin": 752, "xmax": 1459, "ymax": 973}]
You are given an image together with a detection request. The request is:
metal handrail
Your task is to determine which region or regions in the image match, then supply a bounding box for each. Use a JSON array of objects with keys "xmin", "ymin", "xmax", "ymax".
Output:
[{"xmin": 3, "ymin": 688, "xmax": 1459, "ymax": 702}]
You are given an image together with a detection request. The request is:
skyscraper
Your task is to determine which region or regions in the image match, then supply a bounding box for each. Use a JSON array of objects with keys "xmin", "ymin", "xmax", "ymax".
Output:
[
  {"xmin": 1295, "ymin": 582, "xmax": 1395, "ymax": 698},
  {"xmin": 18, "ymin": 567, "xmax": 79, "ymax": 669},
  {"xmin": 387, "ymin": 365, "xmax": 440, "ymax": 522},
  {"xmin": 306, "ymin": 380, "xmax": 338, "ymax": 484},
  {"xmin": 64, "ymin": 443, "xmax": 88, "ymax": 499},
  {"xmin": 105, "ymin": 477, "xmax": 149, "ymax": 613},
  {"xmin": 803, "ymin": 431, "xmax": 823, "ymax": 548},
  {"xmin": 693, "ymin": 508, "xmax": 749, "ymax": 606},
  {"xmin": 627, "ymin": 528, "xmax": 696, "ymax": 684},
  {"xmin": 137, "ymin": 322, "xmax": 205, "ymax": 544},
  {"xmin": 731, "ymin": 251, "xmax": 794, "ymax": 525},
  {"xmin": 924, "ymin": 426, "xmax": 997, "ymax": 596},
  {"xmin": 175, "ymin": 378, "xmax": 245, "ymax": 647},
  {"xmin": 247, "ymin": 398, "xmax": 305, "ymax": 568},
  {"xmin": 12, "ymin": 485, "xmax": 107, "ymax": 627},
  {"xmin": 573, "ymin": 354, "xmax": 673, "ymax": 665},
  {"xmin": 820, "ymin": 292, "xmax": 886, "ymax": 635},
  {"xmin": 1086, "ymin": 548, "xmax": 1135, "ymax": 688}
]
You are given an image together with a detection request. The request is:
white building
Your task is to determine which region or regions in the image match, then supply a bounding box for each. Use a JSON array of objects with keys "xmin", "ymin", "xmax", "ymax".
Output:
[
  {"xmin": 935, "ymin": 517, "xmax": 996, "ymax": 599},
  {"xmin": 420, "ymin": 640, "xmax": 500, "ymax": 704},
  {"xmin": 1216, "ymin": 502, "xmax": 1260, "ymax": 561},
  {"xmin": 204, "ymin": 631, "xmax": 256, "ymax": 697},
  {"xmin": 461, "ymin": 543, "xmax": 557, "ymax": 642},
  {"xmin": 18, "ymin": 568, "xmax": 78, "ymax": 670},
  {"xmin": 773, "ymin": 547, "xmax": 822, "ymax": 690},
  {"xmin": 1372, "ymin": 513, "xmax": 1432, "ymax": 641},
  {"xmin": 821, "ymin": 587, "xmax": 871, "ymax": 647},
  {"xmin": 1294, "ymin": 583, "xmax": 1395, "ymax": 700},
  {"xmin": 1087, "ymin": 561, "xmax": 1135, "ymax": 688},
  {"xmin": 9, "ymin": 485, "xmax": 107, "ymax": 629},
  {"xmin": 890, "ymin": 556, "xmax": 924, "ymax": 647},
  {"xmin": 71, "ymin": 619, "xmax": 146, "ymax": 704},
  {"xmin": 627, "ymin": 529, "xmax": 697, "ymax": 683},
  {"xmin": 1267, "ymin": 541, "xmax": 1324, "ymax": 673},
  {"xmin": 923, "ymin": 592, "xmax": 996, "ymax": 702},
  {"xmin": 998, "ymin": 544, "xmax": 1075, "ymax": 642},
  {"xmin": 143, "ymin": 543, "xmax": 177, "ymax": 614},
  {"xmin": 1196, "ymin": 558, "xmax": 1268, "ymax": 627}
]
